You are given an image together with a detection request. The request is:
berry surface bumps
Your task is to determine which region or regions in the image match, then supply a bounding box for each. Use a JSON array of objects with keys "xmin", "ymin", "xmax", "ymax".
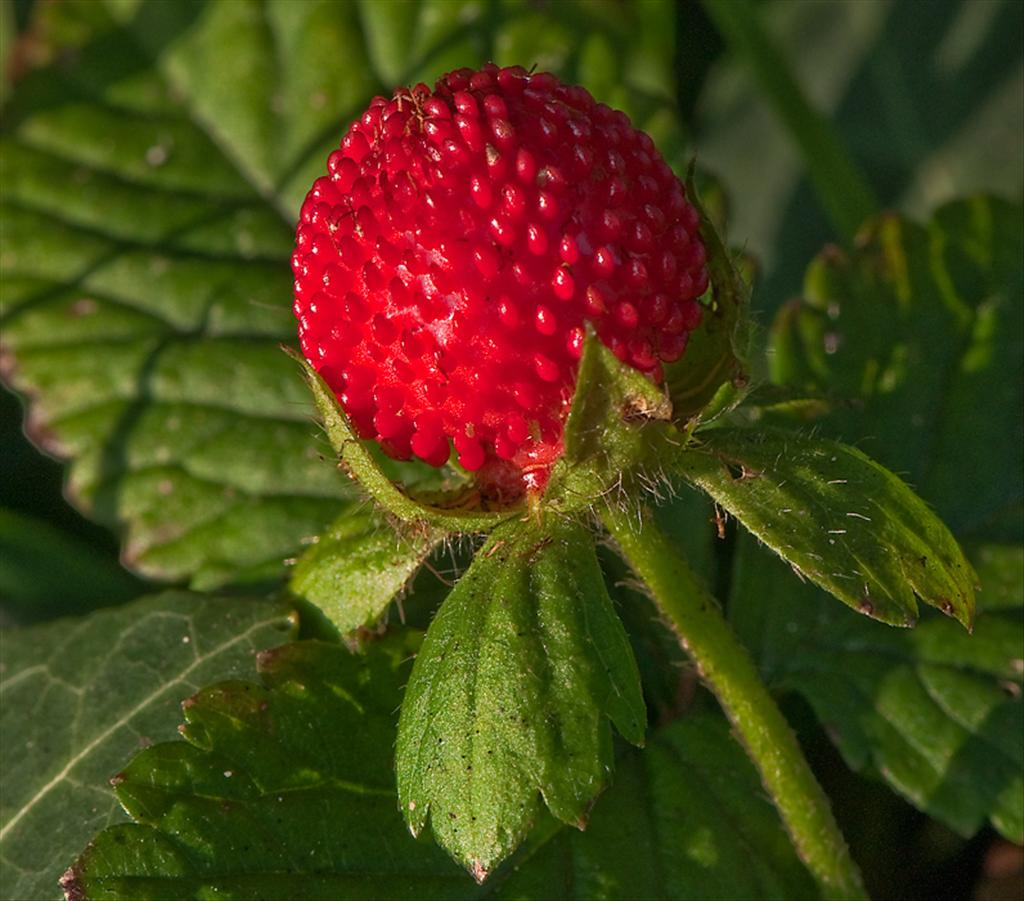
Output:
[{"xmin": 293, "ymin": 65, "xmax": 708, "ymax": 497}]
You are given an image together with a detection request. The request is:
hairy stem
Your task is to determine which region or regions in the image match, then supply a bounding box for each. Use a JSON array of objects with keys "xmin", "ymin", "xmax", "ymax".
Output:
[
  {"xmin": 702, "ymin": 0, "xmax": 879, "ymax": 243},
  {"xmin": 601, "ymin": 502, "xmax": 867, "ymax": 901}
]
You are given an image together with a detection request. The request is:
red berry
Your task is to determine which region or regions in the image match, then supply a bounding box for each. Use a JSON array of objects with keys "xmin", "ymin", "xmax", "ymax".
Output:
[{"xmin": 293, "ymin": 65, "xmax": 708, "ymax": 499}]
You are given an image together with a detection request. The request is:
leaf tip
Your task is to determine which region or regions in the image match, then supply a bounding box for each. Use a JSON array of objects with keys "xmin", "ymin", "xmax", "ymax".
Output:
[
  {"xmin": 934, "ymin": 593, "xmax": 974, "ymax": 632},
  {"xmin": 403, "ymin": 797, "xmax": 428, "ymax": 839},
  {"xmin": 469, "ymin": 859, "xmax": 490, "ymax": 884},
  {"xmin": 256, "ymin": 647, "xmax": 281, "ymax": 671},
  {"xmin": 59, "ymin": 865, "xmax": 85, "ymax": 901},
  {"xmin": 615, "ymin": 715, "xmax": 646, "ymax": 748}
]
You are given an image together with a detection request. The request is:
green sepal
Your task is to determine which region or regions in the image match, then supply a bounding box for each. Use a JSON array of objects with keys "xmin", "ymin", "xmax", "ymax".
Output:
[
  {"xmin": 396, "ymin": 516, "xmax": 646, "ymax": 882},
  {"xmin": 663, "ymin": 166, "xmax": 751, "ymax": 423},
  {"xmin": 288, "ymin": 348, "xmax": 514, "ymax": 532},
  {"xmin": 289, "ymin": 498, "xmax": 444, "ymax": 635},
  {"xmin": 545, "ymin": 332, "xmax": 671, "ymax": 511}
]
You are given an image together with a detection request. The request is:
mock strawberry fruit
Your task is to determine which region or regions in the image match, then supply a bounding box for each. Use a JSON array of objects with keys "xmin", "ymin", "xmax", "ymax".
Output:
[{"xmin": 293, "ymin": 64, "xmax": 708, "ymax": 498}]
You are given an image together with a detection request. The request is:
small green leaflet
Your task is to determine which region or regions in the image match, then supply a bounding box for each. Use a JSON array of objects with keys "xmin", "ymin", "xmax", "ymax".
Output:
[
  {"xmin": 396, "ymin": 517, "xmax": 646, "ymax": 882},
  {"xmin": 0, "ymin": 591, "xmax": 295, "ymax": 901},
  {"xmin": 672, "ymin": 427, "xmax": 976, "ymax": 628},
  {"xmin": 66, "ymin": 637, "xmax": 814, "ymax": 900},
  {"xmin": 289, "ymin": 498, "xmax": 443, "ymax": 634}
]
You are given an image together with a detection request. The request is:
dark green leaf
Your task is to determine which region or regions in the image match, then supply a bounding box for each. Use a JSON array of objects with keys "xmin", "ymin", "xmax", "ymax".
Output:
[
  {"xmin": 1, "ymin": 0, "xmax": 683, "ymax": 588},
  {"xmin": 289, "ymin": 498, "xmax": 443, "ymax": 634},
  {"xmin": 396, "ymin": 518, "xmax": 645, "ymax": 881},
  {"xmin": 0, "ymin": 0, "xmax": 347, "ymax": 588},
  {"xmin": 729, "ymin": 536, "xmax": 1023, "ymax": 843},
  {"xmin": 0, "ymin": 591, "xmax": 295, "ymax": 901},
  {"xmin": 63, "ymin": 635, "xmax": 468, "ymax": 901},
  {"xmin": 66, "ymin": 638, "xmax": 812, "ymax": 900},
  {"xmin": 0, "ymin": 508, "xmax": 143, "ymax": 624},
  {"xmin": 726, "ymin": 195, "xmax": 1024, "ymax": 842},
  {"xmin": 770, "ymin": 195, "xmax": 1023, "ymax": 538},
  {"xmin": 672, "ymin": 427, "xmax": 976, "ymax": 628}
]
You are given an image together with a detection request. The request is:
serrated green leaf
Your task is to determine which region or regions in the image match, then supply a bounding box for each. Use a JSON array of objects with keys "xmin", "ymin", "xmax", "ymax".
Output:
[
  {"xmin": 0, "ymin": 0, "xmax": 347, "ymax": 588},
  {"xmin": 396, "ymin": 517, "xmax": 646, "ymax": 881},
  {"xmin": 289, "ymin": 499, "xmax": 443, "ymax": 634},
  {"xmin": 66, "ymin": 639, "xmax": 813, "ymax": 900},
  {"xmin": 729, "ymin": 537, "xmax": 1023, "ymax": 844},
  {"xmin": 672, "ymin": 426, "xmax": 976, "ymax": 628},
  {"xmin": 0, "ymin": 591, "xmax": 295, "ymax": 901},
  {"xmin": 770, "ymin": 195, "xmax": 1023, "ymax": 538},
  {"xmin": 1, "ymin": 0, "xmax": 684, "ymax": 589},
  {"xmin": 63, "ymin": 635, "xmax": 467, "ymax": 901}
]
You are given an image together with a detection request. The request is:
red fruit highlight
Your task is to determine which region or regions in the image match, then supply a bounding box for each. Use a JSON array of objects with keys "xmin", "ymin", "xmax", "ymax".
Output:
[{"xmin": 293, "ymin": 64, "xmax": 708, "ymax": 499}]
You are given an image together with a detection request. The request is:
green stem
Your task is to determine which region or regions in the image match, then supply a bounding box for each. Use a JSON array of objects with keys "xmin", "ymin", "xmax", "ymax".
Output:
[
  {"xmin": 601, "ymin": 502, "xmax": 867, "ymax": 901},
  {"xmin": 702, "ymin": 0, "xmax": 879, "ymax": 243}
]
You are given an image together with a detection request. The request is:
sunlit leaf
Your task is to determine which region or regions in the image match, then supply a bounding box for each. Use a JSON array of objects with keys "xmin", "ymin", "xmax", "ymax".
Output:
[
  {"xmin": 67, "ymin": 638, "xmax": 813, "ymax": 900},
  {"xmin": 674, "ymin": 427, "xmax": 976, "ymax": 628},
  {"xmin": 289, "ymin": 498, "xmax": 443, "ymax": 634},
  {"xmin": 396, "ymin": 517, "xmax": 645, "ymax": 881}
]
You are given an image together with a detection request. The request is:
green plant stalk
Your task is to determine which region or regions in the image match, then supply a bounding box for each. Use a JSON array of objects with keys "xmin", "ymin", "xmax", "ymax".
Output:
[
  {"xmin": 601, "ymin": 502, "xmax": 867, "ymax": 901},
  {"xmin": 701, "ymin": 0, "xmax": 879, "ymax": 243}
]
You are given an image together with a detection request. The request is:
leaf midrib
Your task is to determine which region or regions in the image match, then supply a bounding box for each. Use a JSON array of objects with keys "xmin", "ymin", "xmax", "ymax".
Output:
[{"xmin": 0, "ymin": 615, "xmax": 281, "ymax": 843}]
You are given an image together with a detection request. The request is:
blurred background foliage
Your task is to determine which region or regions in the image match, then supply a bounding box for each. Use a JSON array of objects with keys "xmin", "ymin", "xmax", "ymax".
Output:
[{"xmin": 0, "ymin": 0, "xmax": 1021, "ymax": 898}]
